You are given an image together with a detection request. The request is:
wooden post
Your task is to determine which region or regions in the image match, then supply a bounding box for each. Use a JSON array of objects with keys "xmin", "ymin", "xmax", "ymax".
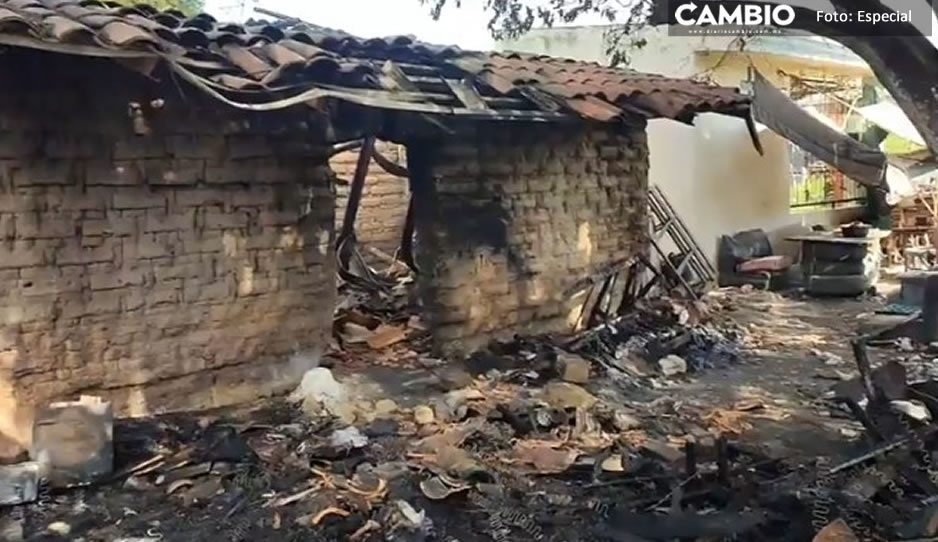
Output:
[
  {"xmin": 338, "ymin": 136, "xmax": 375, "ymax": 243},
  {"xmin": 851, "ymin": 339, "xmax": 877, "ymax": 404},
  {"xmin": 922, "ymin": 274, "xmax": 938, "ymax": 343}
]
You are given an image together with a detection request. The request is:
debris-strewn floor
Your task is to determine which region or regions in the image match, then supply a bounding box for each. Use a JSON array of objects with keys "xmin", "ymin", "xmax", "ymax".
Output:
[{"xmin": 10, "ymin": 286, "xmax": 938, "ymax": 541}]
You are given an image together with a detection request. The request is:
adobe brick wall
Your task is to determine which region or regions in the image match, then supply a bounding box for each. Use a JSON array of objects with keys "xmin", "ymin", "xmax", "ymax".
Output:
[
  {"xmin": 331, "ymin": 141, "xmax": 409, "ymax": 262},
  {"xmin": 0, "ymin": 52, "xmax": 335, "ymax": 446},
  {"xmin": 410, "ymin": 124, "xmax": 648, "ymax": 355}
]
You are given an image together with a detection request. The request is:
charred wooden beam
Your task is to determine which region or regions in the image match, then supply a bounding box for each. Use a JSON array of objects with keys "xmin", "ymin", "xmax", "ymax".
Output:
[
  {"xmin": 923, "ymin": 274, "xmax": 938, "ymax": 343},
  {"xmin": 851, "ymin": 338, "xmax": 878, "ymax": 404},
  {"xmin": 445, "ymin": 78, "xmax": 490, "ymax": 110},
  {"xmin": 338, "ymin": 136, "xmax": 375, "ymax": 243},
  {"xmin": 372, "ymin": 148, "xmax": 408, "ymax": 178},
  {"xmin": 380, "ymin": 60, "xmax": 421, "ymax": 93}
]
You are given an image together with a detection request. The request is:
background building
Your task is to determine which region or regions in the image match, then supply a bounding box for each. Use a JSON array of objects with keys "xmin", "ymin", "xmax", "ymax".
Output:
[{"xmin": 501, "ymin": 27, "xmax": 874, "ymax": 261}]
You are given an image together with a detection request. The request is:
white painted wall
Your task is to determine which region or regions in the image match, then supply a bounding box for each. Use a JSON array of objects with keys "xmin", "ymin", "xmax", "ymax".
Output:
[{"xmin": 500, "ymin": 27, "xmax": 867, "ymax": 263}]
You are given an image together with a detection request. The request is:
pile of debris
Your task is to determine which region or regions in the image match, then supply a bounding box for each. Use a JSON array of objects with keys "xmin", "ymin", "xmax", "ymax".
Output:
[
  {"xmin": 332, "ymin": 269, "xmax": 432, "ymax": 368},
  {"xmin": 15, "ymin": 286, "xmax": 937, "ymax": 541},
  {"xmin": 0, "ymin": 367, "xmax": 800, "ymax": 541},
  {"xmin": 808, "ymin": 339, "xmax": 938, "ymax": 541},
  {"xmin": 564, "ymin": 297, "xmax": 743, "ymax": 381}
]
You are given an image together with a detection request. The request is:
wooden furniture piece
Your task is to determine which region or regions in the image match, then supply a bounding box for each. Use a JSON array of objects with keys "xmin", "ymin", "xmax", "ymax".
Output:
[
  {"xmin": 904, "ymin": 246, "xmax": 936, "ymax": 270},
  {"xmin": 888, "ymin": 191, "xmax": 938, "ymax": 267},
  {"xmin": 786, "ymin": 232, "xmax": 885, "ymax": 296}
]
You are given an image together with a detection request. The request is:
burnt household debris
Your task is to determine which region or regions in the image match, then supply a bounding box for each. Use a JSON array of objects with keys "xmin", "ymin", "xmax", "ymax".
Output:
[
  {"xmin": 7, "ymin": 263, "xmax": 938, "ymax": 542},
  {"xmin": 1, "ymin": 1, "xmax": 936, "ymax": 542}
]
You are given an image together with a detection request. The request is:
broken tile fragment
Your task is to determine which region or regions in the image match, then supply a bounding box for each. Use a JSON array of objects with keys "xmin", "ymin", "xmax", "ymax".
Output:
[
  {"xmin": 413, "ymin": 405, "xmax": 435, "ymax": 425},
  {"xmin": 556, "ymin": 352, "xmax": 591, "ymax": 384},
  {"xmin": 611, "ymin": 409, "xmax": 642, "ymax": 431},
  {"xmin": 812, "ymin": 518, "xmax": 858, "ymax": 542},
  {"xmin": 541, "ymin": 382, "xmax": 597, "ymax": 410},
  {"xmin": 366, "ymin": 324, "xmax": 409, "ymax": 349},
  {"xmin": 890, "ymin": 400, "xmax": 932, "ymax": 422},
  {"xmin": 30, "ymin": 395, "xmax": 113, "ymax": 487},
  {"xmin": 374, "ymin": 399, "xmax": 399, "ymax": 416},
  {"xmin": 658, "ymin": 355, "xmax": 688, "ymax": 376},
  {"xmin": 640, "ymin": 440, "xmax": 684, "ymax": 464},
  {"xmin": 46, "ymin": 521, "xmax": 71, "ymax": 536}
]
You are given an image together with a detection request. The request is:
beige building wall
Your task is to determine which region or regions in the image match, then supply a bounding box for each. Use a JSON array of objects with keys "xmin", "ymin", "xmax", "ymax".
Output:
[{"xmin": 501, "ymin": 27, "xmax": 868, "ymax": 262}]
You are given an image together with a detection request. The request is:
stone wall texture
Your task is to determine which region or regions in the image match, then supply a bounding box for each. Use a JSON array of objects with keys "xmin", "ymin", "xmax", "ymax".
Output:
[
  {"xmin": 0, "ymin": 52, "xmax": 335, "ymax": 446},
  {"xmin": 331, "ymin": 141, "xmax": 409, "ymax": 263},
  {"xmin": 410, "ymin": 124, "xmax": 649, "ymax": 355}
]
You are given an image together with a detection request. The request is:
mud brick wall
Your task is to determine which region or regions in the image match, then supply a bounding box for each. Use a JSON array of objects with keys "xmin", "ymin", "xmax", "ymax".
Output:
[
  {"xmin": 410, "ymin": 124, "xmax": 648, "ymax": 355},
  {"xmin": 0, "ymin": 52, "xmax": 335, "ymax": 447},
  {"xmin": 331, "ymin": 141, "xmax": 409, "ymax": 262}
]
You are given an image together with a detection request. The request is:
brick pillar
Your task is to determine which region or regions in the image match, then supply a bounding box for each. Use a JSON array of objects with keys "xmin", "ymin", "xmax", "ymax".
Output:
[{"xmin": 410, "ymin": 123, "xmax": 649, "ymax": 355}]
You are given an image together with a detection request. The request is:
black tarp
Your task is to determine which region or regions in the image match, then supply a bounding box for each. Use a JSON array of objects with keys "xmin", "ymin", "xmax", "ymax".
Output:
[{"xmin": 751, "ymin": 71, "xmax": 887, "ymax": 189}]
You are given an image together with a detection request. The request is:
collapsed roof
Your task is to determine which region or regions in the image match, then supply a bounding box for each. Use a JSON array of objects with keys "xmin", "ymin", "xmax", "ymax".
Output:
[
  {"xmin": 0, "ymin": 0, "xmax": 752, "ymax": 125},
  {"xmin": 751, "ymin": 70, "xmax": 887, "ymax": 191}
]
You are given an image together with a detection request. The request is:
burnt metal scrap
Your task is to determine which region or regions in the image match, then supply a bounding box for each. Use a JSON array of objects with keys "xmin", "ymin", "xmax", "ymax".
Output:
[
  {"xmin": 807, "ymin": 338, "xmax": 938, "ymax": 541},
  {"xmin": 567, "ymin": 298, "xmax": 742, "ymax": 376}
]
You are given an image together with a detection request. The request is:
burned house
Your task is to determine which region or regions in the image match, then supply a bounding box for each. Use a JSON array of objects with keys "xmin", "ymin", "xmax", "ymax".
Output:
[{"xmin": 0, "ymin": 3, "xmax": 753, "ymax": 446}]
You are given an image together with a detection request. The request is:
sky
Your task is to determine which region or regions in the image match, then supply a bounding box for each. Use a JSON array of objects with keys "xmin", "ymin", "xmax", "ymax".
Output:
[
  {"xmin": 203, "ymin": 0, "xmax": 500, "ymax": 50},
  {"xmin": 202, "ymin": 0, "xmax": 938, "ymax": 53}
]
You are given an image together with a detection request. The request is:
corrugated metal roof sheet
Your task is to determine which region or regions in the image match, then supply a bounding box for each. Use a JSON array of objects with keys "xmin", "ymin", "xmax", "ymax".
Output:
[{"xmin": 0, "ymin": 1, "xmax": 751, "ymax": 123}]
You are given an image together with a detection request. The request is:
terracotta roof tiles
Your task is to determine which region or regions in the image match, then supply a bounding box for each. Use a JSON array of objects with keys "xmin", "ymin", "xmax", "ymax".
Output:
[{"xmin": 0, "ymin": 0, "xmax": 751, "ymax": 123}]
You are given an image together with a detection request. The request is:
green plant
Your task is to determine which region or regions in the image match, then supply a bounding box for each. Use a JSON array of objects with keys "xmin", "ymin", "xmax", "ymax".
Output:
[{"xmin": 113, "ymin": 0, "xmax": 204, "ymax": 16}]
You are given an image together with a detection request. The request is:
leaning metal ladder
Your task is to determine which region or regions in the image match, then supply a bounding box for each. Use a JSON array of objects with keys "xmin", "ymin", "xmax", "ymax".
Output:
[{"xmin": 645, "ymin": 185, "xmax": 716, "ymax": 296}]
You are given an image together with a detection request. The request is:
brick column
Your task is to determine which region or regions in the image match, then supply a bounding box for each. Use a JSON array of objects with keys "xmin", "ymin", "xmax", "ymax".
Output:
[{"xmin": 410, "ymin": 123, "xmax": 649, "ymax": 355}]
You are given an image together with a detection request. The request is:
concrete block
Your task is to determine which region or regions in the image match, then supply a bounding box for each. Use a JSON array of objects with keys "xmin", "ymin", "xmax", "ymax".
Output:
[
  {"xmin": 142, "ymin": 159, "xmax": 206, "ymax": 186},
  {"xmin": 82, "ymin": 216, "xmax": 138, "ymax": 237},
  {"xmin": 85, "ymin": 161, "xmax": 143, "ymax": 186},
  {"xmin": 113, "ymin": 189, "xmax": 167, "ymax": 210},
  {"xmin": 0, "ymin": 241, "xmax": 45, "ymax": 269},
  {"xmin": 10, "ymin": 161, "xmax": 78, "ymax": 187},
  {"xmin": 15, "ymin": 215, "xmax": 74, "ymax": 239},
  {"xmin": 174, "ymin": 189, "xmax": 227, "ymax": 208},
  {"xmin": 89, "ymin": 267, "xmax": 145, "ymax": 291},
  {"xmin": 202, "ymin": 210, "xmax": 248, "ymax": 230},
  {"xmin": 556, "ymin": 352, "xmax": 591, "ymax": 384},
  {"xmin": 31, "ymin": 396, "xmax": 113, "ymax": 487},
  {"xmin": 0, "ymin": 461, "xmax": 39, "ymax": 506}
]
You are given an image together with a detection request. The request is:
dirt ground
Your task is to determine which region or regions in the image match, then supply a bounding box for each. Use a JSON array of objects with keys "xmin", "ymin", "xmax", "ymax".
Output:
[{"xmin": 4, "ymin": 286, "xmax": 924, "ymax": 541}]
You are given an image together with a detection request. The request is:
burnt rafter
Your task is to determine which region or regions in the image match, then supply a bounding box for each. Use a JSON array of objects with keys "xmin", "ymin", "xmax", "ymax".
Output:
[{"xmin": 371, "ymin": 148, "xmax": 408, "ymax": 178}]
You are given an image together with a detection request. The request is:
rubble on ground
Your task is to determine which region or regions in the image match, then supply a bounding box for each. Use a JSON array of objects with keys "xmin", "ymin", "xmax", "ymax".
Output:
[{"xmin": 10, "ymin": 286, "xmax": 938, "ymax": 540}]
